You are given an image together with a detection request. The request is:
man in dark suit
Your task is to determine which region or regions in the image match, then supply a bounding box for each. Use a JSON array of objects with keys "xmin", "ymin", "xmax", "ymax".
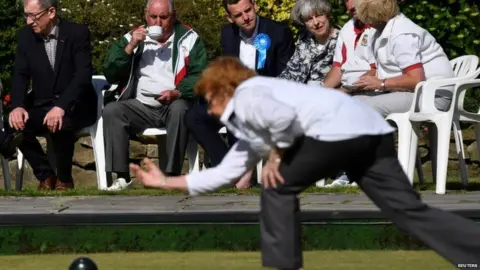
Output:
[
  {"xmin": 9, "ymin": 0, "xmax": 97, "ymax": 191},
  {"xmin": 184, "ymin": 0, "xmax": 294, "ymax": 188}
]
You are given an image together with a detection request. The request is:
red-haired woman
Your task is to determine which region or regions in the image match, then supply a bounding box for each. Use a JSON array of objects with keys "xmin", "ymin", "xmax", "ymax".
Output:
[{"xmin": 131, "ymin": 56, "xmax": 480, "ymax": 269}]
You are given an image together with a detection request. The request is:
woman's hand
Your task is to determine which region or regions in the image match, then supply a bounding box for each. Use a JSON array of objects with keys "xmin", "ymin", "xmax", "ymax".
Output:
[
  {"xmin": 235, "ymin": 169, "xmax": 253, "ymax": 189},
  {"xmin": 262, "ymin": 154, "xmax": 285, "ymax": 188},
  {"xmin": 353, "ymin": 75, "xmax": 382, "ymax": 91},
  {"xmin": 130, "ymin": 158, "xmax": 167, "ymax": 188}
]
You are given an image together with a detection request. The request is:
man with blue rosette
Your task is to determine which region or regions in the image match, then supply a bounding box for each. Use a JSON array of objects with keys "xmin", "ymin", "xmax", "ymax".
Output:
[{"xmin": 184, "ymin": 0, "xmax": 295, "ymax": 189}]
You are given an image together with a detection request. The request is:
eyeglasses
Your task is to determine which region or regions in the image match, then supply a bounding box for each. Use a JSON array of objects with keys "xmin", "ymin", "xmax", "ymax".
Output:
[
  {"xmin": 148, "ymin": 13, "xmax": 171, "ymax": 21},
  {"xmin": 23, "ymin": 8, "xmax": 49, "ymax": 21}
]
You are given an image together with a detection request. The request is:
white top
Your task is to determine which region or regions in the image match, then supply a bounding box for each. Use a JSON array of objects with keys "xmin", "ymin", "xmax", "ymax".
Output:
[
  {"xmin": 135, "ymin": 33, "xmax": 176, "ymax": 107},
  {"xmin": 372, "ymin": 13, "xmax": 453, "ymax": 82},
  {"xmin": 239, "ymin": 18, "xmax": 259, "ymax": 70},
  {"xmin": 185, "ymin": 76, "xmax": 395, "ymax": 195},
  {"xmin": 333, "ymin": 19, "xmax": 377, "ymax": 85}
]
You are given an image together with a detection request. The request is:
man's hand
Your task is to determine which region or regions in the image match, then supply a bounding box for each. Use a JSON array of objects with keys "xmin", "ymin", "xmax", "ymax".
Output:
[
  {"xmin": 157, "ymin": 90, "xmax": 181, "ymax": 104},
  {"xmin": 125, "ymin": 27, "xmax": 147, "ymax": 54},
  {"xmin": 130, "ymin": 158, "xmax": 167, "ymax": 188},
  {"xmin": 353, "ymin": 75, "xmax": 382, "ymax": 91},
  {"xmin": 9, "ymin": 107, "xmax": 29, "ymax": 131},
  {"xmin": 43, "ymin": 106, "xmax": 65, "ymax": 133}
]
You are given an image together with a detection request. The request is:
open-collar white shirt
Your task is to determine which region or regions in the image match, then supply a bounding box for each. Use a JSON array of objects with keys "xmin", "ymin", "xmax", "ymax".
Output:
[{"xmin": 185, "ymin": 77, "xmax": 395, "ymax": 195}]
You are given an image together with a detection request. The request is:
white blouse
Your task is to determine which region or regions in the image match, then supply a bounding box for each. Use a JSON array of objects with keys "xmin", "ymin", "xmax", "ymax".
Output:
[
  {"xmin": 185, "ymin": 77, "xmax": 395, "ymax": 195},
  {"xmin": 373, "ymin": 13, "xmax": 453, "ymax": 81}
]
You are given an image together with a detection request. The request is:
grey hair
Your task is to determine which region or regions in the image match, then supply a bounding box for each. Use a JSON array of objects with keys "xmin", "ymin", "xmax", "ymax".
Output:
[
  {"xmin": 146, "ymin": 0, "xmax": 174, "ymax": 12},
  {"xmin": 291, "ymin": 0, "xmax": 332, "ymax": 25}
]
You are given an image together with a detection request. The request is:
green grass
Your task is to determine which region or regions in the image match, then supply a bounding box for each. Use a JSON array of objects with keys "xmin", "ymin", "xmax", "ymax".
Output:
[
  {"xmin": 0, "ymin": 251, "xmax": 454, "ymax": 270},
  {"xmin": 1, "ymin": 176, "xmax": 479, "ymax": 197}
]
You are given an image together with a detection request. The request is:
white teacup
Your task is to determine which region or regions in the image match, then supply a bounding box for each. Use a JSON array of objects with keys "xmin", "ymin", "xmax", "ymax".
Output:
[{"xmin": 147, "ymin": 26, "xmax": 163, "ymax": 40}]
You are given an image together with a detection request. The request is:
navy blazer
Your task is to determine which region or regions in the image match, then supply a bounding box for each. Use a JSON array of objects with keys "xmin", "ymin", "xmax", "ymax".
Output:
[
  {"xmin": 220, "ymin": 16, "xmax": 295, "ymax": 77},
  {"xmin": 11, "ymin": 19, "xmax": 97, "ymax": 129}
]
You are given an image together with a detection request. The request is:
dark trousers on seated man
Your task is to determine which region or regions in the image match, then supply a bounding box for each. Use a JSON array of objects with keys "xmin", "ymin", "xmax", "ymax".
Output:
[
  {"xmin": 14, "ymin": 105, "xmax": 80, "ymax": 190},
  {"xmin": 185, "ymin": 102, "xmax": 260, "ymax": 187},
  {"xmin": 103, "ymin": 98, "xmax": 190, "ymax": 188},
  {"xmin": 7, "ymin": 97, "xmax": 96, "ymax": 191},
  {"xmin": 184, "ymin": 101, "xmax": 237, "ymax": 167}
]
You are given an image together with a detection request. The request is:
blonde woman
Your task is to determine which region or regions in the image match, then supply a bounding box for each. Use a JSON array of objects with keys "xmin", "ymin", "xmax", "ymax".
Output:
[
  {"xmin": 131, "ymin": 57, "xmax": 480, "ymax": 269},
  {"xmin": 352, "ymin": 0, "xmax": 454, "ymax": 116}
]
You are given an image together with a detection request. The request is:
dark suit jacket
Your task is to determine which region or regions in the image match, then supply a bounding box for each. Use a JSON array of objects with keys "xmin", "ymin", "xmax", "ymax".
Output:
[
  {"xmin": 11, "ymin": 19, "xmax": 97, "ymax": 129},
  {"xmin": 220, "ymin": 16, "xmax": 295, "ymax": 77}
]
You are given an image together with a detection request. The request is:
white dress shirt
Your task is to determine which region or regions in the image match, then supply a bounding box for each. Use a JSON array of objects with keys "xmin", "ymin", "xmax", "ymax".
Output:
[
  {"xmin": 239, "ymin": 17, "xmax": 259, "ymax": 70},
  {"xmin": 185, "ymin": 77, "xmax": 395, "ymax": 195}
]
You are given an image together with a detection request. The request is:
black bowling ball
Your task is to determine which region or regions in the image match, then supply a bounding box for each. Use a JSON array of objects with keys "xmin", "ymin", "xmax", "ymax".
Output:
[{"xmin": 69, "ymin": 257, "xmax": 98, "ymax": 270}]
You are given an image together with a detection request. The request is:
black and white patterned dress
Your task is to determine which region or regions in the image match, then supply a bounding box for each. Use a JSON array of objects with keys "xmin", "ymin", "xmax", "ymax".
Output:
[{"xmin": 278, "ymin": 27, "xmax": 340, "ymax": 84}]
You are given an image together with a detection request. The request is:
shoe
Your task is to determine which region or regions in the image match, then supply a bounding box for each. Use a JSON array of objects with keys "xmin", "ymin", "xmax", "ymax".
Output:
[
  {"xmin": 325, "ymin": 179, "xmax": 350, "ymax": 188},
  {"xmin": 37, "ymin": 175, "xmax": 57, "ymax": 191},
  {"xmin": 106, "ymin": 178, "xmax": 132, "ymax": 191},
  {"xmin": 325, "ymin": 173, "xmax": 350, "ymax": 188},
  {"xmin": 56, "ymin": 180, "xmax": 74, "ymax": 191},
  {"xmin": 0, "ymin": 131, "xmax": 24, "ymax": 159}
]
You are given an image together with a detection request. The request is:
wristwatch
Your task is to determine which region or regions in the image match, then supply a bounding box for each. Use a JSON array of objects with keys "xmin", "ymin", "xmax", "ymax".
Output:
[{"xmin": 380, "ymin": 79, "xmax": 386, "ymax": 91}]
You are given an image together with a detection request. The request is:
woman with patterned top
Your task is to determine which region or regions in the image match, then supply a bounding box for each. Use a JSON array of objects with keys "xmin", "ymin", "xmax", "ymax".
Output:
[{"xmin": 278, "ymin": 0, "xmax": 340, "ymax": 85}]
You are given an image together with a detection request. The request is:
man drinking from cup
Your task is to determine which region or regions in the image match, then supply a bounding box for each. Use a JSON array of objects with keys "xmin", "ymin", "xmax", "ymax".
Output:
[{"xmin": 102, "ymin": 0, "xmax": 208, "ymax": 190}]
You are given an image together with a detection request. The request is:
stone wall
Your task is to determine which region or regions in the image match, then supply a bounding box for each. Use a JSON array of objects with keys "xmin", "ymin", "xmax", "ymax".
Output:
[
  {"xmin": 0, "ymin": 135, "xmax": 199, "ymax": 189},
  {"xmin": 2, "ymin": 129, "xmax": 480, "ymax": 190}
]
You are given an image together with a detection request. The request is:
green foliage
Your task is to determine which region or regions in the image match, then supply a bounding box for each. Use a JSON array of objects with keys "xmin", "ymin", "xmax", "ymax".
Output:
[
  {"xmin": 174, "ymin": 0, "xmax": 225, "ymax": 60},
  {"xmin": 0, "ymin": 0, "xmax": 23, "ymax": 88},
  {"xmin": 401, "ymin": 0, "xmax": 480, "ymax": 59},
  {"xmin": 0, "ymin": 0, "xmax": 479, "ymax": 106},
  {"xmin": 0, "ymin": 224, "xmax": 427, "ymax": 254}
]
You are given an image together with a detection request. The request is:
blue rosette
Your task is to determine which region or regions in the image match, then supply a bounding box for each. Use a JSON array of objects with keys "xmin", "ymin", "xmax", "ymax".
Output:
[{"xmin": 254, "ymin": 33, "xmax": 271, "ymax": 70}]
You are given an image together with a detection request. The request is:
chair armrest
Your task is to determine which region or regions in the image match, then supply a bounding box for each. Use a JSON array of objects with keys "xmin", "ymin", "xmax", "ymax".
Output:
[
  {"xmin": 455, "ymin": 79, "xmax": 480, "ymax": 113},
  {"xmin": 407, "ymin": 81, "xmax": 425, "ymax": 113},
  {"xmin": 415, "ymin": 75, "xmax": 478, "ymax": 113}
]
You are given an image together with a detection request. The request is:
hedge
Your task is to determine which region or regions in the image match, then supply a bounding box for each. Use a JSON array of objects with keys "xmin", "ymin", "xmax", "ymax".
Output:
[
  {"xmin": 0, "ymin": 224, "xmax": 428, "ymax": 254},
  {"xmin": 0, "ymin": 0, "xmax": 479, "ymax": 107}
]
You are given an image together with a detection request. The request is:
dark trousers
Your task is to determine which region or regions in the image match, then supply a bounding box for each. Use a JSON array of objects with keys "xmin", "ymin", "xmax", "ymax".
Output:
[
  {"xmin": 184, "ymin": 102, "xmax": 237, "ymax": 167},
  {"xmin": 15, "ymin": 106, "xmax": 77, "ymax": 183},
  {"xmin": 261, "ymin": 134, "xmax": 480, "ymax": 269},
  {"xmin": 0, "ymin": 129, "xmax": 6, "ymax": 143}
]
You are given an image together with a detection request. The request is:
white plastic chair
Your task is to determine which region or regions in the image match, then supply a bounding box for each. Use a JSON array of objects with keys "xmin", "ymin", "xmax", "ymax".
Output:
[
  {"xmin": 385, "ymin": 82, "xmax": 426, "ymax": 184},
  {"xmin": 93, "ymin": 77, "xmax": 201, "ymax": 189},
  {"xmin": 454, "ymin": 79, "xmax": 480, "ymax": 179},
  {"xmin": 385, "ymin": 55, "xmax": 480, "ymax": 187},
  {"xmin": 408, "ymin": 62, "xmax": 480, "ymax": 194},
  {"xmin": 16, "ymin": 75, "xmax": 110, "ymax": 190},
  {"xmin": 142, "ymin": 127, "xmax": 200, "ymax": 174}
]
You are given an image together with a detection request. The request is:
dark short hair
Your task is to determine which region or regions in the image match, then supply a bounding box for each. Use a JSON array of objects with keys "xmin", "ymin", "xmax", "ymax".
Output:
[
  {"xmin": 36, "ymin": 0, "xmax": 59, "ymax": 9},
  {"xmin": 222, "ymin": 0, "xmax": 254, "ymax": 13}
]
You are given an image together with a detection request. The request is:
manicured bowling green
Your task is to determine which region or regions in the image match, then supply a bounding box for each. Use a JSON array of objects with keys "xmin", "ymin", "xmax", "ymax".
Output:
[{"xmin": 1, "ymin": 251, "xmax": 452, "ymax": 269}]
